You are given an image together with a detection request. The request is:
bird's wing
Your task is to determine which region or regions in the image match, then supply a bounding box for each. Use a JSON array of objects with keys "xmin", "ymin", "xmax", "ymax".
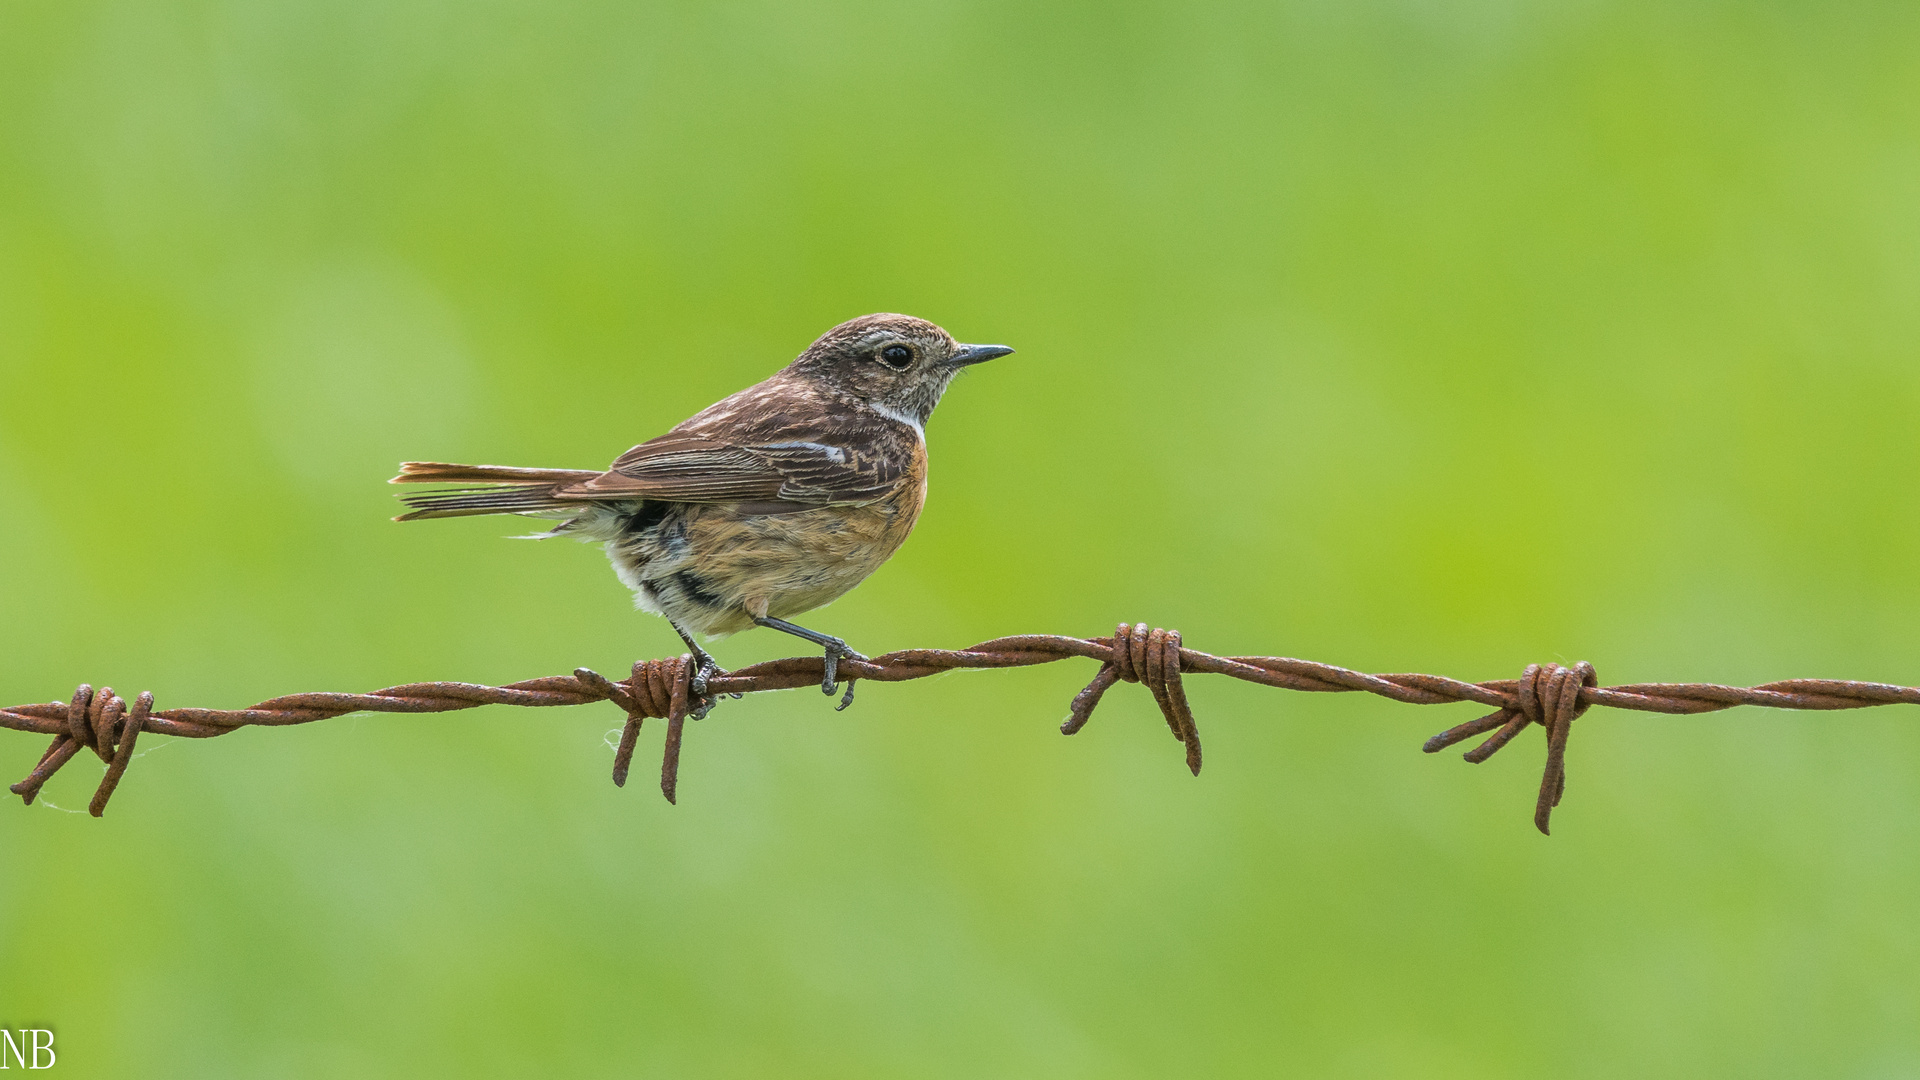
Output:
[{"xmin": 556, "ymin": 433, "xmax": 907, "ymax": 508}]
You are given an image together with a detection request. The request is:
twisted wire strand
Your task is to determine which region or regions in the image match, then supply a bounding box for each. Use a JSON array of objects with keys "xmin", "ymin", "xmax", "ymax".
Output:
[{"xmin": 6, "ymin": 620, "xmax": 1918, "ymax": 831}]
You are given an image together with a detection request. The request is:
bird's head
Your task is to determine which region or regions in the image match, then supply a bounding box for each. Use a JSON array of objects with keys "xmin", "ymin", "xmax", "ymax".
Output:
[{"xmin": 787, "ymin": 314, "xmax": 1013, "ymax": 428}]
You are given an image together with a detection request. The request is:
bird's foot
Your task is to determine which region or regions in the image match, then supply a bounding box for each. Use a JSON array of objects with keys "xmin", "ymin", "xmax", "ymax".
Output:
[
  {"xmin": 819, "ymin": 638, "xmax": 867, "ymax": 710},
  {"xmin": 687, "ymin": 654, "xmax": 724, "ymax": 719},
  {"xmin": 749, "ymin": 616, "xmax": 866, "ymax": 710},
  {"xmin": 689, "ymin": 654, "xmax": 720, "ymax": 697}
]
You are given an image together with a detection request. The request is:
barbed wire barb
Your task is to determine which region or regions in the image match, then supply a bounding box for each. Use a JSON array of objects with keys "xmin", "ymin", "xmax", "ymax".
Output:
[{"xmin": 6, "ymin": 620, "xmax": 1918, "ymax": 833}]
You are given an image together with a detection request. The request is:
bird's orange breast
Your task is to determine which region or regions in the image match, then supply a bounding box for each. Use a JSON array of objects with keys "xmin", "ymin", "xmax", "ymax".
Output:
[{"xmin": 665, "ymin": 442, "xmax": 928, "ymax": 636}]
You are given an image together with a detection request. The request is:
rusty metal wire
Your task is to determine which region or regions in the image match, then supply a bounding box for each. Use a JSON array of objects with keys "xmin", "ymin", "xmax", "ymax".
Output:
[{"xmin": 7, "ymin": 621, "xmax": 1919, "ymax": 832}]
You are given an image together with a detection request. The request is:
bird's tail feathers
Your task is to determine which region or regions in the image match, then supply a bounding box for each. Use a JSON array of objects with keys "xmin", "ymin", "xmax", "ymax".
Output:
[
  {"xmin": 391, "ymin": 461, "xmax": 600, "ymax": 486},
  {"xmin": 389, "ymin": 461, "xmax": 600, "ymax": 522}
]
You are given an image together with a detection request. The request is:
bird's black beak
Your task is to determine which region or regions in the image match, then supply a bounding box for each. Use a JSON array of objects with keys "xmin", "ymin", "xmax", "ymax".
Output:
[{"xmin": 950, "ymin": 343, "xmax": 1015, "ymax": 367}]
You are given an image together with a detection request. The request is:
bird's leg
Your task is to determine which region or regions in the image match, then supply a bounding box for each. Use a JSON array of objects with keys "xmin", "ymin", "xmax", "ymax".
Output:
[
  {"xmin": 753, "ymin": 616, "xmax": 865, "ymax": 709},
  {"xmin": 669, "ymin": 620, "xmax": 725, "ymax": 714}
]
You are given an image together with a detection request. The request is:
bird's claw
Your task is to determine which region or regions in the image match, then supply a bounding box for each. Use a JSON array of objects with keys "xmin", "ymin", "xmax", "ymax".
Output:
[
  {"xmin": 820, "ymin": 639, "xmax": 867, "ymax": 708},
  {"xmin": 688, "ymin": 655, "xmax": 723, "ymax": 719},
  {"xmin": 689, "ymin": 656, "xmax": 720, "ymax": 697}
]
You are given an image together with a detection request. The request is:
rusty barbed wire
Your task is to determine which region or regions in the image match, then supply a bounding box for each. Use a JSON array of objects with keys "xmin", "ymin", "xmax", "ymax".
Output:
[{"xmin": 6, "ymin": 621, "xmax": 1919, "ymax": 832}]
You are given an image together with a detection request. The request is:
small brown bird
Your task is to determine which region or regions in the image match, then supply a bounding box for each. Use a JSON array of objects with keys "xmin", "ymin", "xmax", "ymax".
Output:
[{"xmin": 391, "ymin": 313, "xmax": 1013, "ymax": 708}]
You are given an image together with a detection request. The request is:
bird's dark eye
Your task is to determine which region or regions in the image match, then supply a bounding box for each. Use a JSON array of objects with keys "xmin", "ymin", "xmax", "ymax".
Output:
[{"xmin": 879, "ymin": 344, "xmax": 914, "ymax": 369}]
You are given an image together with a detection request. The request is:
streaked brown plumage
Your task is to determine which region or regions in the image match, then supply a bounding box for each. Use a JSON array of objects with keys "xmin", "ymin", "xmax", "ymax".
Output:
[{"xmin": 390, "ymin": 313, "xmax": 1012, "ymax": 705}]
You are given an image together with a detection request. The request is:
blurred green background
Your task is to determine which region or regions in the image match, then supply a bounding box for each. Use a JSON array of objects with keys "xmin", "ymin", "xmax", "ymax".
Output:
[{"xmin": 4, "ymin": 0, "xmax": 1920, "ymax": 1075}]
